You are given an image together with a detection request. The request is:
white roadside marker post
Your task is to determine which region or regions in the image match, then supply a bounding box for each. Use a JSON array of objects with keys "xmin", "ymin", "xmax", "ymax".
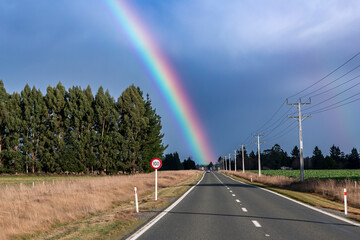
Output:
[
  {"xmin": 344, "ymin": 188, "xmax": 348, "ymax": 215},
  {"xmin": 151, "ymin": 158, "xmax": 162, "ymax": 201},
  {"xmin": 134, "ymin": 187, "xmax": 139, "ymax": 213}
]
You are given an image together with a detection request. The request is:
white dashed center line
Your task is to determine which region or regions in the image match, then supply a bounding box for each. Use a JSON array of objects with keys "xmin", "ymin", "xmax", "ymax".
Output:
[
  {"xmin": 252, "ymin": 220, "xmax": 261, "ymax": 228},
  {"xmin": 236, "ymin": 199, "xmax": 240, "ymax": 203},
  {"xmin": 232, "ymin": 194, "xmax": 236, "ymax": 196},
  {"xmin": 241, "ymin": 208, "xmax": 248, "ymax": 212},
  {"xmin": 229, "ymin": 190, "xmax": 232, "ymax": 192}
]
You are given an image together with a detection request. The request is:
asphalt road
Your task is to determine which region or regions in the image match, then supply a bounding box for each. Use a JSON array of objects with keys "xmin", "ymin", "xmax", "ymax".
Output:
[{"xmin": 134, "ymin": 171, "xmax": 360, "ymax": 240}]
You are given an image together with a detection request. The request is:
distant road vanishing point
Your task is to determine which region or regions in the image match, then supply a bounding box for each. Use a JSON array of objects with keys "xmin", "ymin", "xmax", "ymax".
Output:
[{"xmin": 128, "ymin": 172, "xmax": 360, "ymax": 240}]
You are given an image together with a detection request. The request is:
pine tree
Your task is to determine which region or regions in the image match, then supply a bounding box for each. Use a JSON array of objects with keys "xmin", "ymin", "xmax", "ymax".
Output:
[
  {"xmin": 0, "ymin": 80, "xmax": 8, "ymax": 158},
  {"xmin": 140, "ymin": 94, "xmax": 167, "ymax": 172},
  {"xmin": 291, "ymin": 145, "xmax": 300, "ymax": 169},
  {"xmin": 117, "ymin": 85, "xmax": 147, "ymax": 173},
  {"xmin": 65, "ymin": 86, "xmax": 95, "ymax": 173},
  {"xmin": 347, "ymin": 148, "xmax": 360, "ymax": 169},
  {"xmin": 21, "ymin": 85, "xmax": 47, "ymax": 173},
  {"xmin": 291, "ymin": 146, "xmax": 300, "ymax": 159},
  {"xmin": 3, "ymin": 92, "xmax": 23, "ymax": 172},
  {"xmin": 162, "ymin": 152, "xmax": 183, "ymax": 170},
  {"xmin": 183, "ymin": 157, "xmax": 196, "ymax": 170},
  {"xmin": 0, "ymin": 82, "xmax": 168, "ymax": 174},
  {"xmin": 43, "ymin": 83, "xmax": 67, "ymax": 172},
  {"xmin": 94, "ymin": 86, "xmax": 118, "ymax": 174},
  {"xmin": 312, "ymin": 146, "xmax": 324, "ymax": 169},
  {"xmin": 329, "ymin": 145, "xmax": 346, "ymax": 169}
]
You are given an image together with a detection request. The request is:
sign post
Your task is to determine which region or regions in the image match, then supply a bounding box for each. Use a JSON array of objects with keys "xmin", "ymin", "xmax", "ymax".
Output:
[{"xmin": 151, "ymin": 158, "xmax": 162, "ymax": 201}]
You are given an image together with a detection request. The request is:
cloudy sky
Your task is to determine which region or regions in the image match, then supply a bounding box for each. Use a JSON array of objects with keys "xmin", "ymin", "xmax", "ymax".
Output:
[{"xmin": 1, "ymin": 0, "xmax": 360, "ymax": 163}]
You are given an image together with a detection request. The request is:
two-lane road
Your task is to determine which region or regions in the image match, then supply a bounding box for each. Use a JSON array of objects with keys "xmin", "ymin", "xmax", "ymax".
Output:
[{"xmin": 132, "ymin": 172, "xmax": 360, "ymax": 240}]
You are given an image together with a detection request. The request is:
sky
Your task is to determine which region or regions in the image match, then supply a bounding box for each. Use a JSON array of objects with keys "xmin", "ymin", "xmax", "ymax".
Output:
[{"xmin": 1, "ymin": 0, "xmax": 360, "ymax": 164}]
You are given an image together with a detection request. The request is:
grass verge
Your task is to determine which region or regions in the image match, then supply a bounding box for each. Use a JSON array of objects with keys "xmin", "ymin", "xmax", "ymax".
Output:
[{"xmin": 14, "ymin": 171, "xmax": 203, "ymax": 240}]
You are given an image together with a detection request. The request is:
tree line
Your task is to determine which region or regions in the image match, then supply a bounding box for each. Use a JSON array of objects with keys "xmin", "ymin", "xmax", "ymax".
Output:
[
  {"xmin": 160, "ymin": 152, "xmax": 197, "ymax": 170},
  {"xmin": 218, "ymin": 144, "xmax": 360, "ymax": 170},
  {"xmin": 0, "ymin": 81, "xmax": 167, "ymax": 174}
]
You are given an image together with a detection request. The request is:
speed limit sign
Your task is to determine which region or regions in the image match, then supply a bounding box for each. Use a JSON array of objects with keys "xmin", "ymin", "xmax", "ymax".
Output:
[
  {"xmin": 151, "ymin": 158, "xmax": 162, "ymax": 201},
  {"xmin": 151, "ymin": 158, "xmax": 162, "ymax": 170}
]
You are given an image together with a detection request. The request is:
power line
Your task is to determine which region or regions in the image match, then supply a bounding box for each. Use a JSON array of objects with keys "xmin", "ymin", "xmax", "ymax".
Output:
[
  {"xmin": 263, "ymin": 120, "xmax": 297, "ymax": 142},
  {"xmin": 262, "ymin": 108, "xmax": 297, "ymax": 135},
  {"xmin": 287, "ymin": 51, "xmax": 360, "ymax": 99},
  {"xmin": 311, "ymin": 73, "xmax": 360, "ymax": 98},
  {"xmin": 309, "ymin": 92, "xmax": 360, "ymax": 114},
  {"xmin": 303, "ymin": 80, "xmax": 360, "ymax": 111},
  {"xmin": 301, "ymin": 64, "xmax": 360, "ymax": 99},
  {"xmin": 254, "ymin": 100, "xmax": 286, "ymax": 132},
  {"xmin": 239, "ymin": 51, "xmax": 360, "ymax": 157}
]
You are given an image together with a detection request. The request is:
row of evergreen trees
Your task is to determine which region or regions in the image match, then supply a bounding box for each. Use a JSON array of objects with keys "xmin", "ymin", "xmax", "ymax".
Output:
[
  {"xmin": 218, "ymin": 144, "xmax": 360, "ymax": 170},
  {"xmin": 0, "ymin": 81, "xmax": 167, "ymax": 174},
  {"xmin": 160, "ymin": 152, "xmax": 197, "ymax": 170}
]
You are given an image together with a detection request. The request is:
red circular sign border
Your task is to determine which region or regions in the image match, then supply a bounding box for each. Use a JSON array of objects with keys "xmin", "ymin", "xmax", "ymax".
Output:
[{"xmin": 151, "ymin": 158, "xmax": 162, "ymax": 170}]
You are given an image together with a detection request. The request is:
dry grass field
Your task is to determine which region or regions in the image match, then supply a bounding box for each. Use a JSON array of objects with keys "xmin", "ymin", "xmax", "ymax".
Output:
[{"xmin": 0, "ymin": 171, "xmax": 199, "ymax": 240}]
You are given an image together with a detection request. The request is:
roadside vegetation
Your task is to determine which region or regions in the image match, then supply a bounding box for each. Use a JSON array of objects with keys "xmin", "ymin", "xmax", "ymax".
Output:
[
  {"xmin": 218, "ymin": 144, "xmax": 360, "ymax": 171},
  {"xmin": 249, "ymin": 169, "xmax": 360, "ymax": 180},
  {"xmin": 0, "ymin": 170, "xmax": 200, "ymax": 240},
  {"xmin": 0, "ymin": 81, "xmax": 167, "ymax": 175}
]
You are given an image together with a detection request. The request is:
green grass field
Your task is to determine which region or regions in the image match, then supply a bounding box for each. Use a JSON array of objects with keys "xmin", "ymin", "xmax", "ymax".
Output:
[{"xmin": 248, "ymin": 169, "xmax": 360, "ymax": 180}]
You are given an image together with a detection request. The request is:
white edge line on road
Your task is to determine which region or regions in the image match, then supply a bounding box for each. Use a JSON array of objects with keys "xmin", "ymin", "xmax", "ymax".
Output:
[
  {"xmin": 252, "ymin": 220, "xmax": 261, "ymax": 227},
  {"xmin": 126, "ymin": 172, "xmax": 206, "ymax": 240},
  {"xmin": 220, "ymin": 173, "xmax": 360, "ymax": 227}
]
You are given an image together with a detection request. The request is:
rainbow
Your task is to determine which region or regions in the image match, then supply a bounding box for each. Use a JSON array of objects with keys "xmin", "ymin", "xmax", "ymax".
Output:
[{"xmin": 105, "ymin": 0, "xmax": 215, "ymax": 164}]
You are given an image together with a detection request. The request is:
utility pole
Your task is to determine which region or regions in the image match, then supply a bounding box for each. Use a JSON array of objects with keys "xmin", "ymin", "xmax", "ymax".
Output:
[
  {"xmin": 228, "ymin": 153, "xmax": 231, "ymax": 171},
  {"xmin": 224, "ymin": 156, "xmax": 227, "ymax": 171},
  {"xmin": 253, "ymin": 135, "xmax": 264, "ymax": 177},
  {"xmin": 287, "ymin": 98, "xmax": 311, "ymax": 182},
  {"xmin": 241, "ymin": 144, "xmax": 245, "ymax": 173},
  {"xmin": 222, "ymin": 157, "xmax": 225, "ymax": 170},
  {"xmin": 234, "ymin": 150, "xmax": 237, "ymax": 172}
]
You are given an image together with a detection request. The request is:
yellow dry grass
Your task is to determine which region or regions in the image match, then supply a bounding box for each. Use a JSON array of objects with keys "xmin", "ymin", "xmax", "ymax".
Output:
[{"xmin": 0, "ymin": 170, "xmax": 198, "ymax": 240}]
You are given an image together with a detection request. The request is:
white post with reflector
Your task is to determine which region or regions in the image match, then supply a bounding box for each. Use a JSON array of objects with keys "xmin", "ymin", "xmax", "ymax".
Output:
[
  {"xmin": 344, "ymin": 188, "xmax": 347, "ymax": 215},
  {"xmin": 134, "ymin": 187, "xmax": 139, "ymax": 213},
  {"xmin": 151, "ymin": 158, "xmax": 162, "ymax": 201}
]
